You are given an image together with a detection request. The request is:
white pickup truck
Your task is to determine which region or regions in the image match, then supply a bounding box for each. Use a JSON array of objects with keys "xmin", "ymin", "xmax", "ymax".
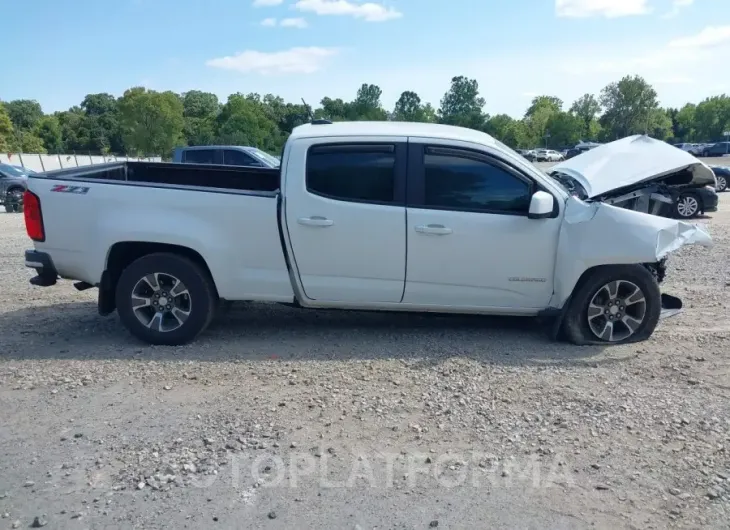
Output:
[{"xmin": 22, "ymin": 122, "xmax": 713, "ymax": 346}]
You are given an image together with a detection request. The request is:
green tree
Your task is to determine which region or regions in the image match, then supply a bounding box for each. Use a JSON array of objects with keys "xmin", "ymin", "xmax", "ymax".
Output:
[
  {"xmin": 350, "ymin": 84, "xmax": 388, "ymax": 121},
  {"xmin": 56, "ymin": 107, "xmax": 92, "ymax": 152},
  {"xmin": 599, "ymin": 75, "xmax": 659, "ymax": 139},
  {"xmin": 0, "ymin": 102, "xmax": 14, "ymax": 152},
  {"xmin": 12, "ymin": 131, "xmax": 47, "ymax": 153},
  {"xmin": 483, "ymin": 114, "xmax": 515, "ymax": 141},
  {"xmin": 216, "ymin": 93, "xmax": 280, "ymax": 152},
  {"xmin": 694, "ymin": 95, "xmax": 730, "ymax": 142},
  {"xmin": 674, "ymin": 104, "xmax": 697, "ymax": 141},
  {"xmin": 317, "ymin": 97, "xmax": 352, "ymax": 121},
  {"xmin": 646, "ymin": 108, "xmax": 674, "ymax": 141},
  {"xmin": 438, "ymin": 76, "xmax": 486, "ymax": 129},
  {"xmin": 5, "ymin": 99, "xmax": 44, "ymax": 130},
  {"xmin": 524, "ymin": 105, "xmax": 553, "ymax": 147},
  {"xmin": 181, "ymin": 90, "xmax": 220, "ymax": 146},
  {"xmin": 525, "ymin": 96, "xmax": 563, "ymax": 118},
  {"xmin": 35, "ymin": 115, "xmax": 64, "ymax": 152},
  {"xmin": 570, "ymin": 94, "xmax": 601, "ymax": 139},
  {"xmin": 545, "ymin": 111, "xmax": 583, "ymax": 147},
  {"xmin": 79, "ymin": 93, "xmax": 124, "ymax": 153},
  {"xmin": 392, "ymin": 91, "xmax": 434, "ymax": 122},
  {"xmin": 118, "ymin": 87, "xmax": 184, "ymax": 155}
]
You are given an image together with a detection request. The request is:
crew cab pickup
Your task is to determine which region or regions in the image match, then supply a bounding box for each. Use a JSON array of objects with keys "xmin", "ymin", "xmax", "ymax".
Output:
[{"xmin": 22, "ymin": 122, "xmax": 712, "ymax": 346}]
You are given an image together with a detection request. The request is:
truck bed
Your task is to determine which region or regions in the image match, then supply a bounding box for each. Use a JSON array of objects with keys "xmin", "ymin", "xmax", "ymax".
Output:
[
  {"xmin": 26, "ymin": 160, "xmax": 294, "ymax": 303},
  {"xmin": 36, "ymin": 161, "xmax": 281, "ymax": 194}
]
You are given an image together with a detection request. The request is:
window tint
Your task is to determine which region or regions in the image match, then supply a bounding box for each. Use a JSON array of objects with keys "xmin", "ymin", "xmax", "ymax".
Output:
[
  {"xmin": 224, "ymin": 149, "xmax": 261, "ymax": 167},
  {"xmin": 423, "ymin": 149, "xmax": 531, "ymax": 214},
  {"xmin": 306, "ymin": 145, "xmax": 395, "ymax": 203},
  {"xmin": 184, "ymin": 149, "xmax": 216, "ymax": 164}
]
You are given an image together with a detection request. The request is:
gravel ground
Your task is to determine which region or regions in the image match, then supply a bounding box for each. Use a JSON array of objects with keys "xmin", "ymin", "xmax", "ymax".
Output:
[{"xmin": 1, "ymin": 194, "xmax": 729, "ymax": 529}]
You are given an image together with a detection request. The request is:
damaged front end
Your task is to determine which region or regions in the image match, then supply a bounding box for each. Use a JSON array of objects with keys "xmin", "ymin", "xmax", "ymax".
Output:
[{"xmin": 551, "ymin": 197, "xmax": 712, "ymax": 322}]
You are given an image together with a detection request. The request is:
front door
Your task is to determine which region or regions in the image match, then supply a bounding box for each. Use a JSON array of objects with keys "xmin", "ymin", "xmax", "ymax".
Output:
[
  {"xmin": 284, "ymin": 138, "xmax": 408, "ymax": 303},
  {"xmin": 403, "ymin": 143, "xmax": 561, "ymax": 309}
]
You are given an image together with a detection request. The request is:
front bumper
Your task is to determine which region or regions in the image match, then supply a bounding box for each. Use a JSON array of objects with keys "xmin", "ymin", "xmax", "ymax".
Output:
[
  {"xmin": 660, "ymin": 293, "xmax": 683, "ymax": 319},
  {"xmin": 25, "ymin": 249, "xmax": 58, "ymax": 286},
  {"xmin": 698, "ymin": 187, "xmax": 719, "ymax": 212}
]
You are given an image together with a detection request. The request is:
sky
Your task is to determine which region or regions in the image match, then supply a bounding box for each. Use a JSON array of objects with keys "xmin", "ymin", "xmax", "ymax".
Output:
[{"xmin": 2, "ymin": 0, "xmax": 729, "ymax": 118}]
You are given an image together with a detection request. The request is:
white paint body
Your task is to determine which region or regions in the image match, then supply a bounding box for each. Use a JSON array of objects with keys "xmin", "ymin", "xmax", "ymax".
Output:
[{"xmin": 27, "ymin": 122, "xmax": 713, "ymax": 317}]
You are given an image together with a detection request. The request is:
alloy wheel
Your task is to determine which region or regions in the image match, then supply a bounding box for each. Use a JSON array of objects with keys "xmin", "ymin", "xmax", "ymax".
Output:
[
  {"xmin": 131, "ymin": 272, "xmax": 192, "ymax": 332},
  {"xmin": 677, "ymin": 195, "xmax": 699, "ymax": 218},
  {"xmin": 587, "ymin": 280, "xmax": 647, "ymax": 342},
  {"xmin": 716, "ymin": 175, "xmax": 727, "ymax": 192}
]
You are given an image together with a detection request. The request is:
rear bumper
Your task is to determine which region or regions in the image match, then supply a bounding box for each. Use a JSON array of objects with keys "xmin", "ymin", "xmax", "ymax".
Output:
[{"xmin": 25, "ymin": 249, "xmax": 58, "ymax": 286}]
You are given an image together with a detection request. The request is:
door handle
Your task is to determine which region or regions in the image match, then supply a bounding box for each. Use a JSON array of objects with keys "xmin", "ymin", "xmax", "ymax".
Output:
[
  {"xmin": 415, "ymin": 224, "xmax": 452, "ymax": 235},
  {"xmin": 297, "ymin": 216, "xmax": 334, "ymax": 227}
]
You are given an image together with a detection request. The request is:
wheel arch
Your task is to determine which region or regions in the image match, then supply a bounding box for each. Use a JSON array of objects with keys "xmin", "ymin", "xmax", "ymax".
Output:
[
  {"xmin": 543, "ymin": 262, "xmax": 663, "ymax": 340},
  {"xmin": 100, "ymin": 241, "xmax": 219, "ymax": 315}
]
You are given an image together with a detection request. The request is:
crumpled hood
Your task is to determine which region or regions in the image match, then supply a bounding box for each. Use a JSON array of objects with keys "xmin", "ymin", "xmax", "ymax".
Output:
[{"xmin": 550, "ymin": 135, "xmax": 717, "ymax": 198}]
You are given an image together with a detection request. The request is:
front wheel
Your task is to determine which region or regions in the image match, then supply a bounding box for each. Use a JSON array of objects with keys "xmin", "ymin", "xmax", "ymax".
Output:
[
  {"xmin": 115, "ymin": 253, "xmax": 218, "ymax": 345},
  {"xmin": 674, "ymin": 193, "xmax": 700, "ymax": 218},
  {"xmin": 562, "ymin": 265, "xmax": 661, "ymax": 345},
  {"xmin": 4, "ymin": 189, "xmax": 24, "ymax": 213}
]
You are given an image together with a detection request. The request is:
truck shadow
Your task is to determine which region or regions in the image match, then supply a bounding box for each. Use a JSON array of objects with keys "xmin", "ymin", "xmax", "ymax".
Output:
[{"xmin": 0, "ymin": 301, "xmax": 615, "ymax": 366}]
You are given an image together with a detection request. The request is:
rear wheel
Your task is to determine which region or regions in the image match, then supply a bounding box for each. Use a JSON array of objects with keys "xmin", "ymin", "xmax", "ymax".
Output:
[
  {"xmin": 562, "ymin": 265, "xmax": 661, "ymax": 345},
  {"xmin": 115, "ymin": 253, "xmax": 217, "ymax": 345},
  {"xmin": 715, "ymin": 175, "xmax": 727, "ymax": 192}
]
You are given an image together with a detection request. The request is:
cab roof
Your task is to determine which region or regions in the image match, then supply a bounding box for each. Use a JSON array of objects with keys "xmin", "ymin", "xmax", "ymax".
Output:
[{"xmin": 290, "ymin": 121, "xmax": 499, "ymax": 148}]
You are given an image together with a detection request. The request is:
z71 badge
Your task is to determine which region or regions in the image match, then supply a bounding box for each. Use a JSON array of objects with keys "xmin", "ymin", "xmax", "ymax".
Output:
[{"xmin": 50, "ymin": 185, "xmax": 90, "ymax": 194}]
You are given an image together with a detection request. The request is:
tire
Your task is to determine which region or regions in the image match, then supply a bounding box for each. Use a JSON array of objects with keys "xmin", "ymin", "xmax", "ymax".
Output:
[
  {"xmin": 562, "ymin": 265, "xmax": 661, "ymax": 345},
  {"xmin": 715, "ymin": 175, "xmax": 728, "ymax": 192},
  {"xmin": 115, "ymin": 252, "xmax": 218, "ymax": 345},
  {"xmin": 674, "ymin": 192, "xmax": 701, "ymax": 218},
  {"xmin": 5, "ymin": 188, "xmax": 24, "ymax": 213}
]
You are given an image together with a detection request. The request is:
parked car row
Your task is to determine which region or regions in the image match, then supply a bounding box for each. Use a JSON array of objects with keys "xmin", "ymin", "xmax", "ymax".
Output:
[
  {"xmin": 674, "ymin": 141, "xmax": 730, "ymax": 157},
  {"xmin": 518, "ymin": 148, "xmax": 564, "ymax": 162}
]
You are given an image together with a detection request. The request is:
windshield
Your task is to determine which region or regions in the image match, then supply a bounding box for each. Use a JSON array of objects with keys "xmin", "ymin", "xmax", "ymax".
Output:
[
  {"xmin": 0, "ymin": 164, "xmax": 27, "ymax": 177},
  {"xmin": 250, "ymin": 148, "xmax": 281, "ymax": 167}
]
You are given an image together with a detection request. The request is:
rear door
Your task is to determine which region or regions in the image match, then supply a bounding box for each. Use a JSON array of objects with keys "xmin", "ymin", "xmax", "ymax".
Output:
[{"xmin": 284, "ymin": 137, "xmax": 407, "ymax": 303}]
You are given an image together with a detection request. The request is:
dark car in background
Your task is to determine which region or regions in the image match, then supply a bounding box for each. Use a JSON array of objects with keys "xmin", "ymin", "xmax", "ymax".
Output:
[
  {"xmin": 172, "ymin": 145, "xmax": 281, "ymax": 168},
  {"xmin": 702, "ymin": 142, "xmax": 730, "ymax": 157},
  {"xmin": 0, "ymin": 163, "xmax": 34, "ymax": 213},
  {"xmin": 710, "ymin": 165, "xmax": 730, "ymax": 192}
]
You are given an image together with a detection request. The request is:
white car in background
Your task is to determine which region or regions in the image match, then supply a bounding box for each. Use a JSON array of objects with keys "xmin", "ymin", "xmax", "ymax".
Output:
[
  {"xmin": 535, "ymin": 149, "xmax": 564, "ymax": 162},
  {"xmin": 674, "ymin": 143, "xmax": 703, "ymax": 156}
]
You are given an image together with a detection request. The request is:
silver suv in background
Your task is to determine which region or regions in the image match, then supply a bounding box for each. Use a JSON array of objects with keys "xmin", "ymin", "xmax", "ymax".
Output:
[{"xmin": 172, "ymin": 145, "xmax": 281, "ymax": 168}]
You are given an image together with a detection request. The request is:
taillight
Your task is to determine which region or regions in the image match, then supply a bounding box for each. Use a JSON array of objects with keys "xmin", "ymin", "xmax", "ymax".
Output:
[{"xmin": 23, "ymin": 190, "xmax": 45, "ymax": 242}]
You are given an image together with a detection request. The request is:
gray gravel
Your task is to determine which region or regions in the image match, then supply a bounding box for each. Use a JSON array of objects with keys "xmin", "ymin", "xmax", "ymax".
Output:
[{"xmin": 1, "ymin": 194, "xmax": 729, "ymax": 529}]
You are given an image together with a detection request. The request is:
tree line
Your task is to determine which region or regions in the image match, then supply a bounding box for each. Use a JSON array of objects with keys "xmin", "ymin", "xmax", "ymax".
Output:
[{"xmin": 1, "ymin": 74, "xmax": 729, "ymax": 157}]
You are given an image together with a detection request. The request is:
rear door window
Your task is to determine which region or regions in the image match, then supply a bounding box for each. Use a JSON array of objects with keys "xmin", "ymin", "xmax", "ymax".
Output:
[
  {"xmin": 306, "ymin": 144, "xmax": 397, "ymax": 204},
  {"xmin": 223, "ymin": 149, "xmax": 262, "ymax": 167},
  {"xmin": 183, "ymin": 149, "xmax": 216, "ymax": 164}
]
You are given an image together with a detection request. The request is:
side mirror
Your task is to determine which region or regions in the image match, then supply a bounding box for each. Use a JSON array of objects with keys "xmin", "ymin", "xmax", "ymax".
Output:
[{"xmin": 528, "ymin": 191, "xmax": 555, "ymax": 219}]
